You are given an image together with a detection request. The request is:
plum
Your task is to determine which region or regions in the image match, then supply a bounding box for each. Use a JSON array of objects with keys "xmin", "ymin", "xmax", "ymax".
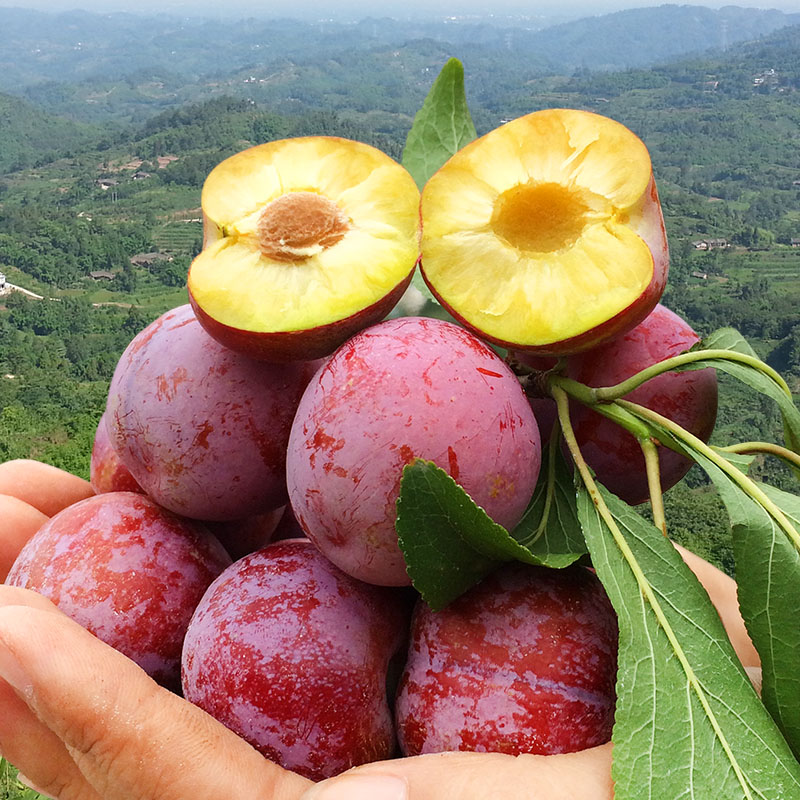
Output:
[
  {"xmin": 188, "ymin": 136, "xmax": 420, "ymax": 362},
  {"xmin": 5, "ymin": 491, "xmax": 231, "ymax": 690},
  {"xmin": 106, "ymin": 304, "xmax": 320, "ymax": 521},
  {"xmin": 395, "ymin": 562, "xmax": 619, "ymax": 756},
  {"xmin": 514, "ymin": 304, "xmax": 717, "ymax": 504},
  {"xmin": 420, "ymin": 109, "xmax": 668, "ymax": 356},
  {"xmin": 90, "ymin": 411, "xmax": 143, "ymax": 494},
  {"xmin": 566, "ymin": 303, "xmax": 718, "ymax": 504},
  {"xmin": 181, "ymin": 539, "xmax": 411, "ymax": 780},
  {"xmin": 286, "ymin": 316, "xmax": 541, "ymax": 586}
]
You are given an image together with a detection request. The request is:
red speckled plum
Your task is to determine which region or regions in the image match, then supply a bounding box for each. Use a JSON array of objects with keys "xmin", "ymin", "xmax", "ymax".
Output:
[
  {"xmin": 567, "ymin": 303, "xmax": 718, "ymax": 505},
  {"xmin": 5, "ymin": 491, "xmax": 231, "ymax": 690},
  {"xmin": 286, "ymin": 316, "xmax": 541, "ymax": 586},
  {"xmin": 90, "ymin": 411, "xmax": 143, "ymax": 494},
  {"xmin": 395, "ymin": 563, "xmax": 618, "ymax": 756},
  {"xmin": 106, "ymin": 304, "xmax": 320, "ymax": 521},
  {"xmin": 181, "ymin": 539, "xmax": 410, "ymax": 780}
]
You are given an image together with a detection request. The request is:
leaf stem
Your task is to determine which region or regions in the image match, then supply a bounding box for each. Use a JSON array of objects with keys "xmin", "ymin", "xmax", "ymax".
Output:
[
  {"xmin": 717, "ymin": 441, "xmax": 800, "ymax": 472},
  {"xmin": 593, "ymin": 349, "xmax": 792, "ymax": 402},
  {"xmin": 552, "ymin": 386, "xmax": 755, "ymax": 798},
  {"xmin": 550, "ymin": 374, "xmax": 653, "ymax": 440},
  {"xmin": 640, "ymin": 438, "xmax": 668, "ymax": 536},
  {"xmin": 618, "ymin": 400, "xmax": 800, "ymax": 554}
]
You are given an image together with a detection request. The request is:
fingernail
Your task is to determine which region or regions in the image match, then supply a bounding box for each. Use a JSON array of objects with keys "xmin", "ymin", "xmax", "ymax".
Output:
[
  {"xmin": 17, "ymin": 772, "xmax": 57, "ymax": 799},
  {"xmin": 302, "ymin": 774, "xmax": 408, "ymax": 800},
  {"xmin": 0, "ymin": 643, "xmax": 33, "ymax": 701}
]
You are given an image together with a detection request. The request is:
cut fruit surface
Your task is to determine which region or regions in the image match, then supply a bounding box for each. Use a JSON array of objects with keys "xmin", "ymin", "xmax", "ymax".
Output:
[
  {"xmin": 188, "ymin": 136, "xmax": 420, "ymax": 361},
  {"xmin": 420, "ymin": 109, "xmax": 668, "ymax": 355}
]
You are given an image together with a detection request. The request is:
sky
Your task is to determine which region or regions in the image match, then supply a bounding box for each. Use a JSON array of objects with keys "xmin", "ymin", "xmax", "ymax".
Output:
[{"xmin": 0, "ymin": 0, "xmax": 798, "ymax": 19}]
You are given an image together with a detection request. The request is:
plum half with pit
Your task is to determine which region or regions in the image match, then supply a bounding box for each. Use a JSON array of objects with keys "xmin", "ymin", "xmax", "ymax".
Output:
[
  {"xmin": 181, "ymin": 539, "xmax": 411, "ymax": 780},
  {"xmin": 395, "ymin": 562, "xmax": 619, "ymax": 756},
  {"xmin": 5, "ymin": 491, "xmax": 232, "ymax": 690},
  {"xmin": 188, "ymin": 136, "xmax": 421, "ymax": 362}
]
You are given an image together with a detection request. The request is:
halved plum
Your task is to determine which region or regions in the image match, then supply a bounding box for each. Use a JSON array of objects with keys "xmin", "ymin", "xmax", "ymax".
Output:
[
  {"xmin": 188, "ymin": 136, "xmax": 421, "ymax": 362},
  {"xmin": 420, "ymin": 109, "xmax": 669, "ymax": 355}
]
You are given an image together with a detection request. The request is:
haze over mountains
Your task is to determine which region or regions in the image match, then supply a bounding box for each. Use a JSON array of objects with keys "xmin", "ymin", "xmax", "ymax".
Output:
[{"xmin": 0, "ymin": 3, "xmax": 798, "ymax": 97}]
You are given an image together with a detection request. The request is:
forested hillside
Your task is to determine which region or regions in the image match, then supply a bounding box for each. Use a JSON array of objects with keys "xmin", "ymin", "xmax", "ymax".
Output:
[{"xmin": 0, "ymin": 93, "xmax": 99, "ymax": 173}]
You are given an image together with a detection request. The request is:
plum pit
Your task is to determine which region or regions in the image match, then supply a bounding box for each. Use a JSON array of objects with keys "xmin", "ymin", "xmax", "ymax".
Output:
[{"xmin": 257, "ymin": 191, "xmax": 350, "ymax": 262}]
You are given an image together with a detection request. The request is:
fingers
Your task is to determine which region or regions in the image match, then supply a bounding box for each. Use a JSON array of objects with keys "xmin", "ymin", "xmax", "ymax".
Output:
[
  {"xmin": 673, "ymin": 542, "xmax": 760, "ymax": 668},
  {"xmin": 0, "ymin": 495, "xmax": 48, "ymax": 581},
  {"xmin": 0, "ymin": 460, "xmax": 94, "ymax": 517},
  {"xmin": 301, "ymin": 744, "xmax": 614, "ymax": 800},
  {"xmin": 0, "ymin": 596, "xmax": 312, "ymax": 800}
]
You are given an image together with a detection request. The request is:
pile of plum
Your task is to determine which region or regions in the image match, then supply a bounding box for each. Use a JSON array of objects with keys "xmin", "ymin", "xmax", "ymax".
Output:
[
  {"xmin": 4, "ymin": 114, "xmax": 720, "ymax": 779},
  {"xmin": 5, "ymin": 295, "xmax": 718, "ymax": 779}
]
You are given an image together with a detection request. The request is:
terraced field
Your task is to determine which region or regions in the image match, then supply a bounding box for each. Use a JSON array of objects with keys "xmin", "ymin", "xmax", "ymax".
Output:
[{"xmin": 151, "ymin": 220, "xmax": 203, "ymax": 254}]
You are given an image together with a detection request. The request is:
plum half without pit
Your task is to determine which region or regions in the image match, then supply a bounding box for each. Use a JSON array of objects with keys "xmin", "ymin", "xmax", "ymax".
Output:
[
  {"xmin": 188, "ymin": 136, "xmax": 421, "ymax": 362},
  {"xmin": 420, "ymin": 108, "xmax": 669, "ymax": 356}
]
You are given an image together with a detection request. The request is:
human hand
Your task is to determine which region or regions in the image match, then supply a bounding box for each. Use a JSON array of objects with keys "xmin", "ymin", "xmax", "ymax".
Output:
[{"xmin": 0, "ymin": 460, "xmax": 757, "ymax": 800}]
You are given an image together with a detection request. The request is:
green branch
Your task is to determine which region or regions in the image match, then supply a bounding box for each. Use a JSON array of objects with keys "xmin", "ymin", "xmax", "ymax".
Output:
[
  {"xmin": 618, "ymin": 400, "xmax": 800, "ymax": 554},
  {"xmin": 593, "ymin": 349, "xmax": 792, "ymax": 402},
  {"xmin": 641, "ymin": 437, "xmax": 668, "ymax": 536},
  {"xmin": 716, "ymin": 441, "xmax": 800, "ymax": 473}
]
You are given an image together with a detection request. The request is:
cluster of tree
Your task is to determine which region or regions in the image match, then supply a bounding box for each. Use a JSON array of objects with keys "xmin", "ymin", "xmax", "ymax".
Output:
[
  {"xmin": 0, "ymin": 205, "xmax": 151, "ymax": 288},
  {"xmin": 0, "ymin": 296, "xmax": 157, "ymax": 478},
  {"xmin": 0, "ymin": 91, "xmax": 99, "ymax": 173}
]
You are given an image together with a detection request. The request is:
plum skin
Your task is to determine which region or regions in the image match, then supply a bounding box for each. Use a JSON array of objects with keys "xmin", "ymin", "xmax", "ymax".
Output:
[
  {"xmin": 189, "ymin": 270, "xmax": 413, "ymax": 363},
  {"xmin": 395, "ymin": 562, "xmax": 619, "ymax": 757},
  {"xmin": 90, "ymin": 411, "xmax": 143, "ymax": 494},
  {"xmin": 105, "ymin": 304, "xmax": 320, "ymax": 521},
  {"xmin": 5, "ymin": 491, "xmax": 232, "ymax": 690},
  {"xmin": 181, "ymin": 539, "xmax": 411, "ymax": 780},
  {"xmin": 286, "ymin": 316, "xmax": 542, "ymax": 586}
]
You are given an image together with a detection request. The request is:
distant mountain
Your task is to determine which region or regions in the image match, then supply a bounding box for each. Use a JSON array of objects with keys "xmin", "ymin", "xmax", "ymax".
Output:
[
  {"xmin": 0, "ymin": 4, "xmax": 798, "ymax": 102},
  {"xmin": 521, "ymin": 5, "xmax": 800, "ymax": 72},
  {"xmin": 0, "ymin": 92, "xmax": 98, "ymax": 173}
]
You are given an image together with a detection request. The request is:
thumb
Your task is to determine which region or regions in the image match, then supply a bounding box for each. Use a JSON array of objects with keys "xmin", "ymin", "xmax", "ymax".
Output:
[{"xmin": 299, "ymin": 744, "xmax": 614, "ymax": 800}]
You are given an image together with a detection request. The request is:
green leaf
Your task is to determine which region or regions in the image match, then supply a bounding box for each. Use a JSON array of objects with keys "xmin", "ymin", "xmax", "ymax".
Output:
[
  {"xmin": 396, "ymin": 458, "xmax": 583, "ymax": 610},
  {"xmin": 679, "ymin": 328, "xmax": 800, "ymax": 456},
  {"xmin": 616, "ymin": 402, "xmax": 800, "ymax": 758},
  {"xmin": 396, "ymin": 459, "xmax": 500, "ymax": 610},
  {"xmin": 512, "ymin": 435, "xmax": 587, "ymax": 567},
  {"xmin": 686, "ymin": 448, "xmax": 800, "ymax": 758},
  {"xmin": 700, "ymin": 327, "xmax": 760, "ymax": 356},
  {"xmin": 579, "ymin": 485, "xmax": 800, "ymax": 799},
  {"xmin": 401, "ymin": 57, "xmax": 477, "ymax": 191}
]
